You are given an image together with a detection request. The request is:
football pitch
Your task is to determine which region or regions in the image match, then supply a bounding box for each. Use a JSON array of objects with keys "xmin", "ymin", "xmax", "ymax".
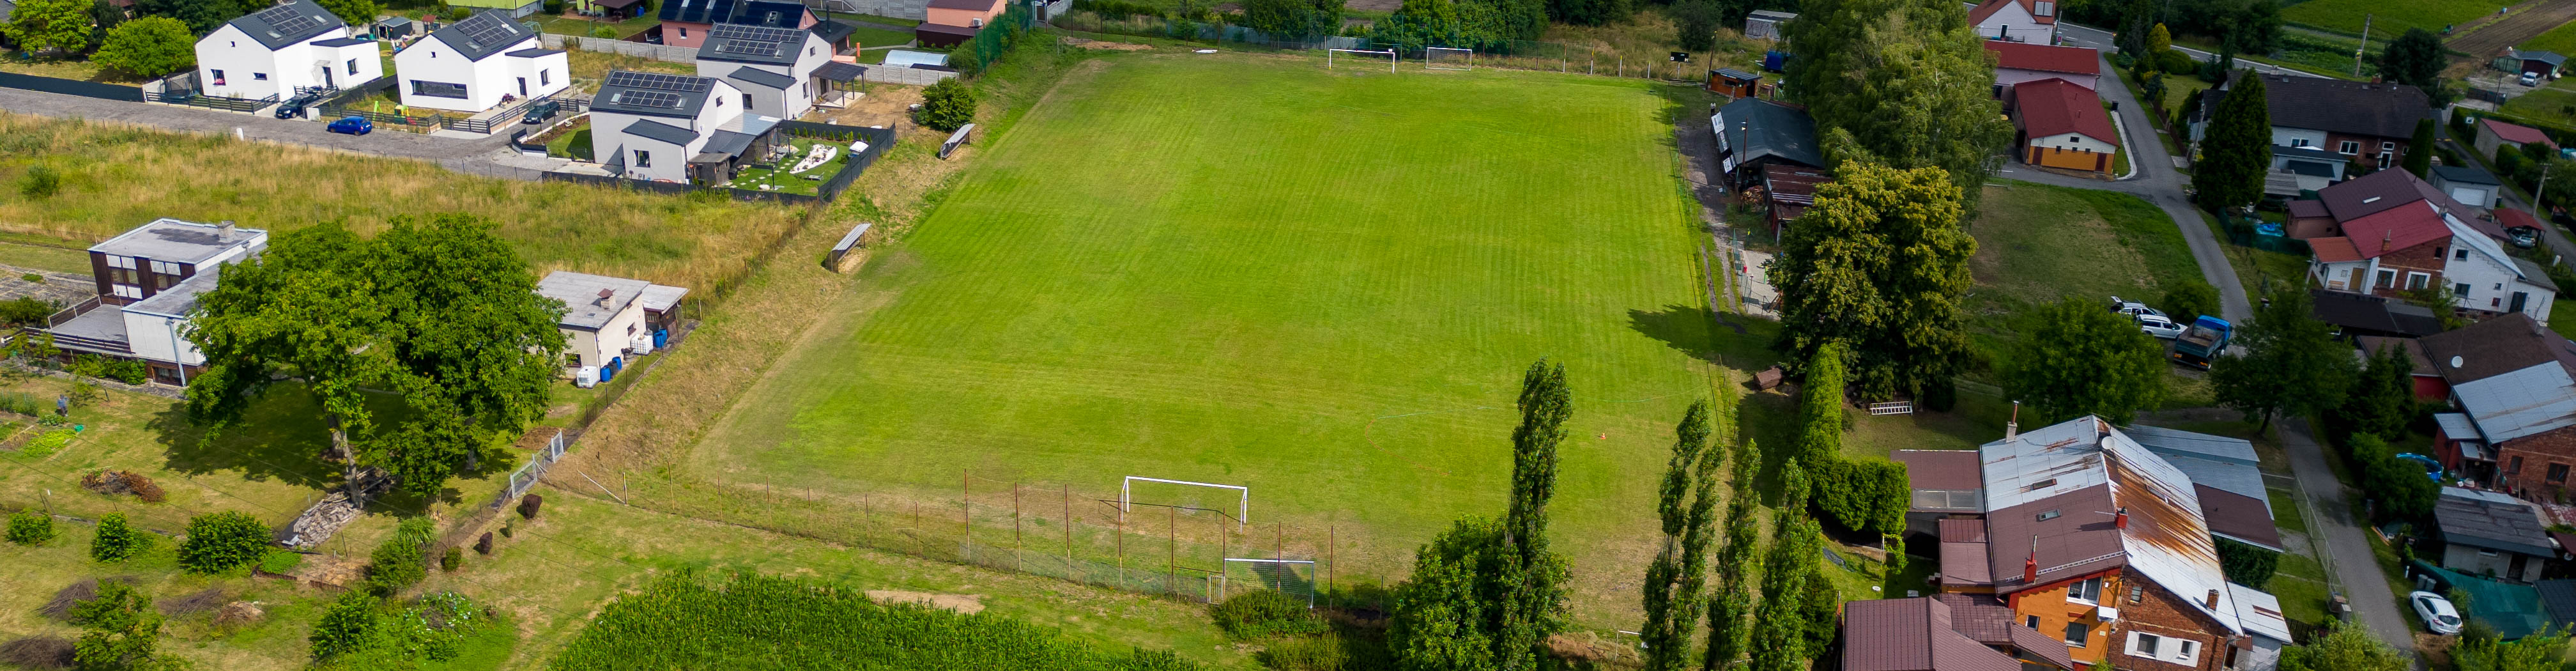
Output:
[{"xmin": 694, "ymin": 53, "xmax": 1715, "ymax": 619}]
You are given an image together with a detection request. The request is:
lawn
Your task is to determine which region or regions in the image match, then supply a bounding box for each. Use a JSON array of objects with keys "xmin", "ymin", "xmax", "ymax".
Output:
[
  {"xmin": 719, "ymin": 137, "xmax": 859, "ymax": 195},
  {"xmin": 2522, "ymin": 20, "xmax": 2576, "ymax": 57},
  {"xmin": 850, "ymin": 24, "xmax": 919, "ymax": 48},
  {"xmin": 825, "ymin": 11, "xmax": 923, "ymax": 26},
  {"xmin": 0, "ymin": 53, "xmax": 149, "ymax": 84},
  {"xmin": 678, "ymin": 52, "xmax": 1713, "ymax": 627},
  {"xmin": 537, "ymin": 12, "xmax": 661, "ymax": 38},
  {"xmin": 565, "ymin": 50, "xmax": 696, "ymax": 93},
  {"xmin": 2552, "ymin": 298, "xmax": 2576, "ymax": 341},
  {"xmin": 0, "ymin": 233, "xmax": 100, "ymax": 275},
  {"xmin": 1965, "ymin": 180, "xmax": 2201, "ymax": 318},
  {"xmin": 2499, "ymin": 82, "xmax": 2576, "ymax": 128},
  {"xmin": 2281, "ymin": 0, "xmax": 2490, "ymax": 40}
]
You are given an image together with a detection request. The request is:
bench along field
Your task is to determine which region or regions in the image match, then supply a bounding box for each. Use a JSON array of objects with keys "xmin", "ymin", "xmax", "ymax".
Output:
[{"xmin": 643, "ymin": 52, "xmax": 1720, "ymax": 626}]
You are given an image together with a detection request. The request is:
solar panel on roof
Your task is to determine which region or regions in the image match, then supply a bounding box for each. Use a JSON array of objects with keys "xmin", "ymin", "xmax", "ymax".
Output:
[
  {"xmin": 613, "ymin": 90, "xmax": 685, "ymax": 108},
  {"xmin": 708, "ymin": 23, "xmax": 802, "ymax": 43},
  {"xmin": 256, "ymin": 4, "xmax": 328, "ymax": 37},
  {"xmin": 714, "ymin": 40, "xmax": 781, "ymax": 56},
  {"xmin": 456, "ymin": 13, "xmax": 522, "ymax": 50},
  {"xmin": 604, "ymin": 71, "xmax": 712, "ymax": 92}
]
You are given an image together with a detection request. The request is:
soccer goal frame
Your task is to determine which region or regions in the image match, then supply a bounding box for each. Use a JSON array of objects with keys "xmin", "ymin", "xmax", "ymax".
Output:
[
  {"xmin": 1327, "ymin": 47, "xmax": 1397, "ymax": 73},
  {"xmin": 1121, "ymin": 476, "xmax": 1249, "ymax": 530},
  {"xmin": 1425, "ymin": 47, "xmax": 1473, "ymax": 70}
]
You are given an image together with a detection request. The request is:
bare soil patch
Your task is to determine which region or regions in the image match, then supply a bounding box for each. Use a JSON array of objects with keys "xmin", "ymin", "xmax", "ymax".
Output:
[
  {"xmin": 158, "ymin": 587, "xmax": 227, "ymax": 616},
  {"xmin": 1064, "ymin": 37, "xmax": 1154, "ymax": 51},
  {"xmin": 1343, "ymin": 0, "xmax": 1401, "ymax": 11},
  {"xmin": 866, "ymin": 589, "xmax": 986, "ymax": 614},
  {"xmin": 2451, "ymin": 0, "xmax": 2576, "ymax": 59}
]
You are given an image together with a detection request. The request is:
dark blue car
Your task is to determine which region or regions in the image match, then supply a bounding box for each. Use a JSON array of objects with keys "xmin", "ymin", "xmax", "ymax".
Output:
[{"xmin": 326, "ymin": 116, "xmax": 372, "ymax": 135}]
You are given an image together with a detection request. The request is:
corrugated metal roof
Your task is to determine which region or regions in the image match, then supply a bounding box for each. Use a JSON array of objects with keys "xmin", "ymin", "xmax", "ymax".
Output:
[
  {"xmin": 2453, "ymin": 363, "xmax": 2576, "ymax": 442},
  {"xmin": 2437, "ymin": 413, "xmax": 2483, "ymax": 442},
  {"xmin": 2158, "ymin": 452, "xmax": 2266, "ymax": 504},
  {"xmin": 2126, "ymin": 425, "xmax": 2258, "ymax": 467},
  {"xmin": 2228, "ymin": 583, "xmax": 2292, "ymax": 642},
  {"xmin": 2436, "ymin": 488, "xmax": 2556, "ymax": 557},
  {"xmin": 1980, "ymin": 419, "xmax": 2112, "ymax": 512}
]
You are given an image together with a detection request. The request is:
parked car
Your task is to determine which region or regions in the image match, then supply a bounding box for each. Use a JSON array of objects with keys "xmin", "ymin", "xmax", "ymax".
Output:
[
  {"xmin": 2412, "ymin": 591, "xmax": 2464, "ymax": 635},
  {"xmin": 2138, "ymin": 314, "xmax": 2185, "ymax": 339},
  {"xmin": 326, "ymin": 116, "xmax": 373, "ymax": 135},
  {"xmin": 2524, "ymin": 72, "xmax": 2543, "ymax": 87},
  {"xmin": 2110, "ymin": 296, "xmax": 2163, "ymax": 318},
  {"xmin": 523, "ymin": 100, "xmax": 561, "ymax": 124},
  {"xmin": 275, "ymin": 90, "xmax": 328, "ymax": 119},
  {"xmin": 2509, "ymin": 226, "xmax": 2540, "ymax": 249}
]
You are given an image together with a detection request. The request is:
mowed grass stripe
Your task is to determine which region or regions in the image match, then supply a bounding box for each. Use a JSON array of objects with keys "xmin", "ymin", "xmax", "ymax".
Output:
[{"xmin": 698, "ymin": 54, "xmax": 1706, "ymax": 623}]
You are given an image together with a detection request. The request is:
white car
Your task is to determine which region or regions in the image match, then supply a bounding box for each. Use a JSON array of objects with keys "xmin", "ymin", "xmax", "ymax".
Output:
[
  {"xmin": 2138, "ymin": 314, "xmax": 2185, "ymax": 339},
  {"xmin": 2524, "ymin": 72, "xmax": 2543, "ymax": 87},
  {"xmin": 2111, "ymin": 297, "xmax": 2164, "ymax": 318},
  {"xmin": 2412, "ymin": 590, "xmax": 2464, "ymax": 635}
]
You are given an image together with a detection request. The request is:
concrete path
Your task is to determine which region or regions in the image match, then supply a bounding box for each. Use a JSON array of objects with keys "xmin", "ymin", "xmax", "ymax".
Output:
[
  {"xmin": 2278, "ymin": 417, "xmax": 2423, "ymax": 655},
  {"xmin": 0, "ymin": 86, "xmax": 538, "ymax": 180}
]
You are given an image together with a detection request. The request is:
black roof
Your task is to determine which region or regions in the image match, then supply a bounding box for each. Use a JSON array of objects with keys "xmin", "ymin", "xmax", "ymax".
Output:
[
  {"xmin": 592, "ymin": 70, "xmax": 721, "ymax": 118},
  {"xmin": 697, "ymin": 22, "xmax": 809, "ymax": 65},
  {"xmin": 661, "ymin": 0, "xmax": 739, "ymax": 23},
  {"xmin": 311, "ymin": 36, "xmax": 371, "ymax": 47},
  {"xmin": 1716, "ymin": 97, "xmax": 1825, "ymax": 171},
  {"xmin": 506, "ymin": 47, "xmax": 562, "ymax": 58},
  {"xmin": 2435, "ymin": 491, "xmax": 2556, "ymax": 557},
  {"xmin": 726, "ymin": 65, "xmax": 795, "ymax": 89},
  {"xmin": 815, "ymin": 61, "xmax": 866, "ymax": 82},
  {"xmin": 2432, "ymin": 164, "xmax": 2501, "ymax": 186},
  {"xmin": 623, "ymin": 118, "xmax": 702, "ymax": 146},
  {"xmin": 226, "ymin": 0, "xmax": 348, "ymax": 50},
  {"xmin": 427, "ymin": 12, "xmax": 537, "ymax": 61},
  {"xmin": 2310, "ymin": 288, "xmax": 2444, "ymax": 338},
  {"xmin": 811, "ymin": 19, "xmax": 857, "ymax": 44},
  {"xmin": 2238, "ymin": 72, "xmax": 2431, "ymax": 140},
  {"xmin": 703, "ymin": 128, "xmax": 758, "ymax": 157}
]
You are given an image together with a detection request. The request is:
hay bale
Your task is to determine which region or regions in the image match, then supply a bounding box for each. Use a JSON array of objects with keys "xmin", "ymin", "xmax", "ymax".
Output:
[
  {"xmin": 211, "ymin": 601, "xmax": 266, "ymax": 628},
  {"xmin": 38, "ymin": 579, "xmax": 97, "ymax": 621},
  {"xmin": 159, "ymin": 587, "xmax": 226, "ymax": 616},
  {"xmin": 0, "ymin": 636, "xmax": 75, "ymax": 670}
]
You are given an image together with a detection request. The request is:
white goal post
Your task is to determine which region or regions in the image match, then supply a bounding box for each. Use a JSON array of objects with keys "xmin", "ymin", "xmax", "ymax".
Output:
[
  {"xmin": 1327, "ymin": 47, "xmax": 1397, "ymax": 73},
  {"xmin": 1121, "ymin": 476, "xmax": 1249, "ymax": 530},
  {"xmin": 1425, "ymin": 47, "xmax": 1473, "ymax": 70}
]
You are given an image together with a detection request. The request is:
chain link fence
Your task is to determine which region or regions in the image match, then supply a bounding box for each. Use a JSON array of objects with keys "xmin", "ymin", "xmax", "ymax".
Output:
[{"xmin": 1050, "ymin": 12, "xmax": 1736, "ymax": 81}]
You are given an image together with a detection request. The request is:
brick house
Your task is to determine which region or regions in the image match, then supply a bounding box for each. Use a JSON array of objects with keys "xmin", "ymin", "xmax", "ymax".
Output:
[
  {"xmin": 2193, "ymin": 73, "xmax": 2430, "ymax": 173},
  {"xmin": 2419, "ymin": 314, "xmax": 2576, "ymax": 496},
  {"xmin": 1887, "ymin": 418, "xmax": 2291, "ymax": 671},
  {"xmin": 2299, "ymin": 169, "xmax": 2557, "ymax": 321}
]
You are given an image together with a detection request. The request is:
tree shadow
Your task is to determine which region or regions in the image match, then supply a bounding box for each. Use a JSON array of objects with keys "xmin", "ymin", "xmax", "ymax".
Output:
[
  {"xmin": 1733, "ymin": 387, "xmax": 1801, "ymax": 509},
  {"xmin": 150, "ymin": 383, "xmax": 473, "ymax": 513},
  {"xmin": 1628, "ymin": 304, "xmax": 1727, "ymax": 365}
]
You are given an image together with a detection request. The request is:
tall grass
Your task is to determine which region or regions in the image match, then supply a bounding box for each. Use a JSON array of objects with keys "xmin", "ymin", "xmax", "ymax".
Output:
[{"xmin": 0, "ymin": 113, "xmax": 808, "ymax": 294}]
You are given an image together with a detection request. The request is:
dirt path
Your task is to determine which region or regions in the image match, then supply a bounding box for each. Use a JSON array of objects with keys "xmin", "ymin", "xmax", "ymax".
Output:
[{"xmin": 2450, "ymin": 0, "xmax": 2576, "ymax": 62}]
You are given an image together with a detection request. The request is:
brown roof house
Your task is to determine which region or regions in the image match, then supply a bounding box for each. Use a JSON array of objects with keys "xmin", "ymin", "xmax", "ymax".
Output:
[
  {"xmin": 2297, "ymin": 169, "xmax": 2557, "ymax": 322},
  {"xmin": 2419, "ymin": 314, "xmax": 2576, "ymax": 495},
  {"xmin": 2193, "ymin": 73, "xmax": 2430, "ymax": 172},
  {"xmin": 1886, "ymin": 417, "xmax": 2292, "ymax": 671},
  {"xmin": 1835, "ymin": 594, "xmax": 2076, "ymax": 671}
]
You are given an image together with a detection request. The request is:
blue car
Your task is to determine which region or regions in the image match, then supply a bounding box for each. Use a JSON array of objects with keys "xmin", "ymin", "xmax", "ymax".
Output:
[{"xmin": 325, "ymin": 116, "xmax": 372, "ymax": 135}]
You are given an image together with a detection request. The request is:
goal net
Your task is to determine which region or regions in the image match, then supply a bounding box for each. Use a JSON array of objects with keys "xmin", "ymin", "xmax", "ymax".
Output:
[
  {"xmin": 1121, "ymin": 475, "xmax": 1249, "ymax": 530},
  {"xmin": 1426, "ymin": 47, "xmax": 1473, "ymax": 70},
  {"xmin": 1327, "ymin": 48, "xmax": 1397, "ymax": 72}
]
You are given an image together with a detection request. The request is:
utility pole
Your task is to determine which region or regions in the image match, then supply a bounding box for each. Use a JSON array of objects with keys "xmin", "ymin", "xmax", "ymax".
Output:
[
  {"xmin": 2536, "ymin": 160, "xmax": 2556, "ymax": 220},
  {"xmin": 2354, "ymin": 14, "xmax": 2371, "ymax": 77}
]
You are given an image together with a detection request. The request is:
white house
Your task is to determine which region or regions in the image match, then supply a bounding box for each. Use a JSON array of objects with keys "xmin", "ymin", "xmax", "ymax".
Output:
[
  {"xmin": 588, "ymin": 70, "xmax": 785, "ymax": 184},
  {"xmin": 40, "ymin": 219, "xmax": 269, "ymax": 387},
  {"xmin": 392, "ymin": 12, "xmax": 567, "ymax": 112},
  {"xmin": 2303, "ymin": 171, "xmax": 2558, "ymax": 321},
  {"xmin": 693, "ymin": 22, "xmax": 836, "ymax": 120},
  {"xmin": 1968, "ymin": 0, "xmax": 2055, "ymax": 43},
  {"xmin": 535, "ymin": 271, "xmax": 649, "ymax": 371},
  {"xmin": 194, "ymin": 0, "xmax": 383, "ymax": 102}
]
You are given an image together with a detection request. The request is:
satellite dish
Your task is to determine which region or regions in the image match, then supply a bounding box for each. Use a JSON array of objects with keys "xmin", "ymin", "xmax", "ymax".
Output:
[{"xmin": 2451, "ymin": 355, "xmax": 2464, "ymax": 368}]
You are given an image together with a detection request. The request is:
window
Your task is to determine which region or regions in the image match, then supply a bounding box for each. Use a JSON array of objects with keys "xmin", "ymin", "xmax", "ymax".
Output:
[
  {"xmin": 633, "ymin": 150, "xmax": 651, "ymax": 167},
  {"xmin": 2129, "ymin": 585, "xmax": 2144, "ymax": 604},
  {"xmin": 2512, "ymin": 456, "xmax": 2526, "ymax": 474},
  {"xmin": 2037, "ymin": 509, "xmax": 2062, "ymax": 521},
  {"xmin": 742, "ymin": 93, "xmax": 753, "ymax": 109},
  {"xmin": 2179, "ymin": 641, "xmax": 2199, "ymax": 660},
  {"xmin": 105, "ymin": 254, "xmax": 138, "ymax": 287},
  {"xmin": 2407, "ymin": 272, "xmax": 2431, "ymax": 289},
  {"xmin": 2022, "ymin": 478, "xmax": 2058, "ymax": 491},
  {"xmin": 253, "ymin": 72, "xmax": 268, "ymax": 81},
  {"xmin": 211, "ymin": 68, "xmax": 226, "ymax": 84},
  {"xmin": 2457, "ymin": 282, "xmax": 2472, "ymax": 298},
  {"xmin": 2131, "ymin": 633, "xmax": 2161, "ymax": 657},
  {"xmin": 2550, "ymin": 463, "xmax": 2570, "ymax": 483},
  {"xmin": 540, "ymin": 69, "xmax": 551, "ymax": 86},
  {"xmin": 2377, "ymin": 269, "xmax": 2397, "ymax": 288},
  {"xmin": 678, "ymin": 27, "xmax": 688, "ymax": 37},
  {"xmin": 147, "ymin": 260, "xmax": 178, "ymax": 275},
  {"xmin": 2457, "ymin": 248, "xmax": 2471, "ymax": 260},
  {"xmin": 2064, "ymin": 622, "xmax": 2089, "ymax": 647},
  {"xmin": 111, "ymin": 284, "xmax": 142, "ymax": 299},
  {"xmin": 410, "ymin": 80, "xmax": 468, "ymax": 98},
  {"xmin": 2382, "ymin": 141, "xmax": 2398, "ymax": 153},
  {"xmin": 2067, "ymin": 576, "xmax": 2104, "ymax": 603},
  {"xmin": 2025, "ymin": 615, "xmax": 2041, "ymax": 629},
  {"xmin": 346, "ymin": 58, "xmax": 358, "ymax": 75},
  {"xmin": 2339, "ymin": 141, "xmax": 2361, "ymax": 154},
  {"xmin": 2291, "ymin": 138, "xmax": 2311, "ymax": 147},
  {"xmin": 2034, "ymin": 1, "xmax": 2054, "ymax": 15},
  {"xmin": 2069, "ymin": 135, "xmax": 2082, "ymax": 143},
  {"xmin": 2480, "ymin": 549, "xmax": 2503, "ymax": 557}
]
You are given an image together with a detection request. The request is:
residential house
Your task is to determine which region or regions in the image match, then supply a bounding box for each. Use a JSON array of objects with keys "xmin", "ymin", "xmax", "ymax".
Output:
[
  {"xmin": 1712, "ymin": 97, "xmax": 1825, "ymax": 192},
  {"xmin": 1831, "ymin": 594, "xmax": 2078, "ymax": 671},
  {"xmin": 2195, "ymin": 73, "xmax": 2430, "ymax": 172},
  {"xmin": 1967, "ymin": 0, "xmax": 2055, "ymax": 43},
  {"xmin": 194, "ymin": 0, "xmax": 384, "ymax": 101},
  {"xmin": 1705, "ymin": 67, "xmax": 1763, "ymax": 98},
  {"xmin": 2434, "ymin": 487, "xmax": 2556, "ymax": 583},
  {"xmin": 392, "ymin": 12, "xmax": 567, "ymax": 112},
  {"xmin": 1744, "ymin": 10, "xmax": 1794, "ymax": 40},
  {"xmin": 917, "ymin": 0, "xmax": 1005, "ymax": 47},
  {"xmin": 1892, "ymin": 449, "xmax": 1984, "ymax": 539},
  {"xmin": 694, "ymin": 22, "xmax": 836, "ymax": 120},
  {"xmin": 2310, "ymin": 288, "xmax": 2444, "ymax": 339},
  {"xmin": 658, "ymin": 0, "xmax": 816, "ymax": 49},
  {"xmin": 2269, "ymin": 146, "xmax": 2349, "ymax": 195},
  {"xmin": 2353, "ymin": 334, "xmax": 2450, "ymax": 401},
  {"xmin": 1923, "ymin": 417, "xmax": 2291, "ymax": 671},
  {"xmin": 535, "ymin": 271, "xmax": 689, "ymax": 372},
  {"xmin": 2430, "ymin": 165, "xmax": 2504, "ymax": 209},
  {"xmin": 2420, "ymin": 314, "xmax": 2576, "ymax": 494},
  {"xmin": 2299, "ymin": 169, "xmax": 2557, "ymax": 321},
  {"xmin": 37, "ymin": 219, "xmax": 269, "ymax": 387},
  {"xmin": 2476, "ymin": 118, "xmax": 2558, "ymax": 160},
  {"xmin": 2010, "ymin": 78, "xmax": 2119, "ymax": 176},
  {"xmin": 1758, "ymin": 164, "xmax": 1833, "ymax": 236},
  {"xmin": 2124, "ymin": 426, "xmax": 2281, "ymax": 553},
  {"xmin": 587, "ymin": 70, "xmax": 778, "ymax": 185},
  {"xmin": 1984, "ymin": 41, "xmax": 2098, "ymax": 95},
  {"xmin": 2513, "ymin": 50, "xmax": 2568, "ymax": 79}
]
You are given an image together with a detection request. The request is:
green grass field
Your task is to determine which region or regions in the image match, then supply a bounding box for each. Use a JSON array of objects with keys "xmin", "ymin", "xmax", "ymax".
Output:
[
  {"xmin": 1965, "ymin": 180, "xmax": 2201, "ymax": 318},
  {"xmin": 2523, "ymin": 20, "xmax": 2576, "ymax": 56},
  {"xmin": 2281, "ymin": 0, "xmax": 2490, "ymax": 38},
  {"xmin": 687, "ymin": 52, "xmax": 1712, "ymax": 624}
]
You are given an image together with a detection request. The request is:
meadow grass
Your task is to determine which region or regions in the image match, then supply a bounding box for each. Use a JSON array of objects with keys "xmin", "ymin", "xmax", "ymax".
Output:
[
  {"xmin": 2522, "ymin": 20, "xmax": 2576, "ymax": 56},
  {"xmin": 0, "ymin": 112, "xmax": 808, "ymax": 295},
  {"xmin": 2280, "ymin": 0, "xmax": 2492, "ymax": 40},
  {"xmin": 678, "ymin": 51, "xmax": 1715, "ymax": 626},
  {"xmin": 1966, "ymin": 180, "xmax": 2201, "ymax": 319}
]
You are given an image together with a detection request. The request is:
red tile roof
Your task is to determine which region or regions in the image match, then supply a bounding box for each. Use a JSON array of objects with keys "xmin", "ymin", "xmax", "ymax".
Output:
[
  {"xmin": 2310, "ymin": 236, "xmax": 2363, "ymax": 263},
  {"xmin": 1982, "ymin": 41, "xmax": 2098, "ymax": 75},
  {"xmin": 2485, "ymin": 118, "xmax": 2558, "ymax": 148},
  {"xmin": 2011, "ymin": 78, "xmax": 2117, "ymax": 147},
  {"xmin": 1895, "ymin": 449, "xmax": 1984, "ymax": 491},
  {"xmin": 2198, "ymin": 484, "xmax": 2283, "ymax": 551},
  {"xmin": 2499, "ymin": 208, "xmax": 2542, "ymax": 231},
  {"xmin": 1968, "ymin": 0, "xmax": 2055, "ymax": 25},
  {"xmin": 2337, "ymin": 203, "xmax": 2451, "ymax": 260},
  {"xmin": 1839, "ymin": 598, "xmax": 2024, "ymax": 671}
]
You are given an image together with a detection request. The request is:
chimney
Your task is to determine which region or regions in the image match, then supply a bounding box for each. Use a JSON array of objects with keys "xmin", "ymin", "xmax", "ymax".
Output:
[
  {"xmin": 2114, "ymin": 507, "xmax": 2129, "ymax": 530},
  {"xmin": 2205, "ymin": 589, "xmax": 2221, "ymax": 609},
  {"xmin": 2023, "ymin": 537, "xmax": 2039, "ymax": 583},
  {"xmin": 218, "ymin": 220, "xmax": 236, "ymax": 242},
  {"xmin": 2005, "ymin": 401, "xmax": 2021, "ymax": 442},
  {"xmin": 596, "ymin": 288, "xmax": 613, "ymax": 306}
]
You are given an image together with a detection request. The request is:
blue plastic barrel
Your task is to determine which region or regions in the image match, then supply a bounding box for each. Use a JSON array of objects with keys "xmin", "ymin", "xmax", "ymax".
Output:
[{"xmin": 652, "ymin": 328, "xmax": 668, "ymax": 348}]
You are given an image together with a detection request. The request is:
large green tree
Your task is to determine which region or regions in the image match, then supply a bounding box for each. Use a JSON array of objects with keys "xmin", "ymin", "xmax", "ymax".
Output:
[
  {"xmin": 133, "ymin": 0, "xmax": 245, "ymax": 35},
  {"xmin": 2378, "ymin": 28, "xmax": 2444, "ymax": 91},
  {"xmin": 2211, "ymin": 288, "xmax": 2351, "ymax": 431},
  {"xmin": 2402, "ymin": 118, "xmax": 2436, "ymax": 178},
  {"xmin": 2329, "ymin": 343, "xmax": 2414, "ymax": 443},
  {"xmin": 2194, "ymin": 70, "xmax": 2270, "ymax": 213},
  {"xmin": 1782, "ymin": 0, "xmax": 2011, "ymax": 191},
  {"xmin": 1746, "ymin": 463, "xmax": 1818, "ymax": 671},
  {"xmin": 187, "ymin": 215, "xmax": 565, "ymax": 507},
  {"xmin": 2002, "ymin": 298, "xmax": 2168, "ymax": 424},
  {"xmin": 92, "ymin": 17, "xmax": 195, "ymax": 78},
  {"xmin": 313, "ymin": 0, "xmax": 378, "ymax": 29},
  {"xmin": 1389, "ymin": 518, "xmax": 1505, "ymax": 671},
  {"xmin": 1699, "ymin": 439, "xmax": 1759, "ymax": 671},
  {"xmin": 1389, "ymin": 361, "xmax": 1573, "ymax": 671},
  {"xmin": 2351, "ymin": 434, "xmax": 2439, "ymax": 521},
  {"xmin": 1794, "ymin": 343, "xmax": 1844, "ymax": 466},
  {"xmin": 68, "ymin": 581, "xmax": 169, "ymax": 671},
  {"xmin": 6, "ymin": 0, "xmax": 96, "ymax": 55},
  {"xmin": 1241, "ymin": 0, "xmax": 1340, "ymax": 39},
  {"xmin": 1639, "ymin": 402, "xmax": 1722, "ymax": 671},
  {"xmin": 2278, "ymin": 622, "xmax": 2407, "ymax": 671},
  {"xmin": 1768, "ymin": 162, "xmax": 1976, "ymax": 400}
]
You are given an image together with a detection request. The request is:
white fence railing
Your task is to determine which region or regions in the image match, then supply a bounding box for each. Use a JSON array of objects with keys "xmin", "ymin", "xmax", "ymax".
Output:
[{"xmin": 493, "ymin": 429, "xmax": 569, "ymax": 509}]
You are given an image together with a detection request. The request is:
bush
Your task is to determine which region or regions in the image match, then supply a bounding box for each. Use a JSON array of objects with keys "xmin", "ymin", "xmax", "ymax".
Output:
[
  {"xmin": 443, "ymin": 6, "xmax": 468, "ymax": 20},
  {"xmin": 365, "ymin": 534, "xmax": 427, "ymax": 598},
  {"xmin": 543, "ymin": 0, "xmax": 562, "ymax": 12},
  {"xmin": 474, "ymin": 531, "xmax": 493, "ymax": 554},
  {"xmin": 0, "ymin": 297, "xmax": 56, "ymax": 325},
  {"xmin": 89, "ymin": 512, "xmax": 144, "ymax": 562},
  {"xmin": 1211, "ymin": 589, "xmax": 1327, "ymax": 639},
  {"xmin": 177, "ymin": 511, "xmax": 270, "ymax": 574},
  {"xmin": 8, "ymin": 509, "xmax": 55, "ymax": 545},
  {"xmin": 441, "ymin": 546, "xmax": 463, "ymax": 572},
  {"xmin": 19, "ymin": 429, "xmax": 75, "ymax": 459},
  {"xmin": 1071, "ymin": 0, "xmax": 1160, "ymax": 19},
  {"xmin": 591, "ymin": 25, "xmax": 617, "ymax": 38},
  {"xmin": 309, "ymin": 592, "xmax": 378, "ymax": 661},
  {"xmin": 259, "ymin": 548, "xmax": 304, "ymax": 575},
  {"xmin": 2159, "ymin": 281, "xmax": 2219, "ymax": 325},
  {"xmin": 1257, "ymin": 635, "xmax": 1351, "ymax": 670},
  {"xmin": 2156, "ymin": 50, "xmax": 2196, "ymax": 77},
  {"xmin": 19, "ymin": 166, "xmax": 60, "ymax": 198},
  {"xmin": 2217, "ymin": 537, "xmax": 2278, "ymax": 588},
  {"xmin": 0, "ymin": 392, "xmax": 38, "ymax": 416},
  {"xmin": 917, "ymin": 77, "xmax": 976, "ymax": 132},
  {"xmin": 518, "ymin": 493, "xmax": 543, "ymax": 520},
  {"xmin": 1812, "ymin": 457, "xmax": 1908, "ymax": 536}
]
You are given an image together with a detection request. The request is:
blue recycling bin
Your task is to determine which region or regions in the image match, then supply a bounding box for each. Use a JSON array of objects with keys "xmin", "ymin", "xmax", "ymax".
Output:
[{"xmin": 652, "ymin": 328, "xmax": 669, "ymax": 349}]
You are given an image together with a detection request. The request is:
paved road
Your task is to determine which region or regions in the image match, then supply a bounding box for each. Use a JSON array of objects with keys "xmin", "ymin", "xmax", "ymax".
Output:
[
  {"xmin": 2279, "ymin": 417, "xmax": 2423, "ymax": 656},
  {"xmin": 2057, "ymin": 24, "xmax": 2327, "ymax": 80},
  {"xmin": 0, "ymin": 87, "xmax": 537, "ymax": 179},
  {"xmin": 1988, "ymin": 50, "xmax": 2254, "ymax": 323}
]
